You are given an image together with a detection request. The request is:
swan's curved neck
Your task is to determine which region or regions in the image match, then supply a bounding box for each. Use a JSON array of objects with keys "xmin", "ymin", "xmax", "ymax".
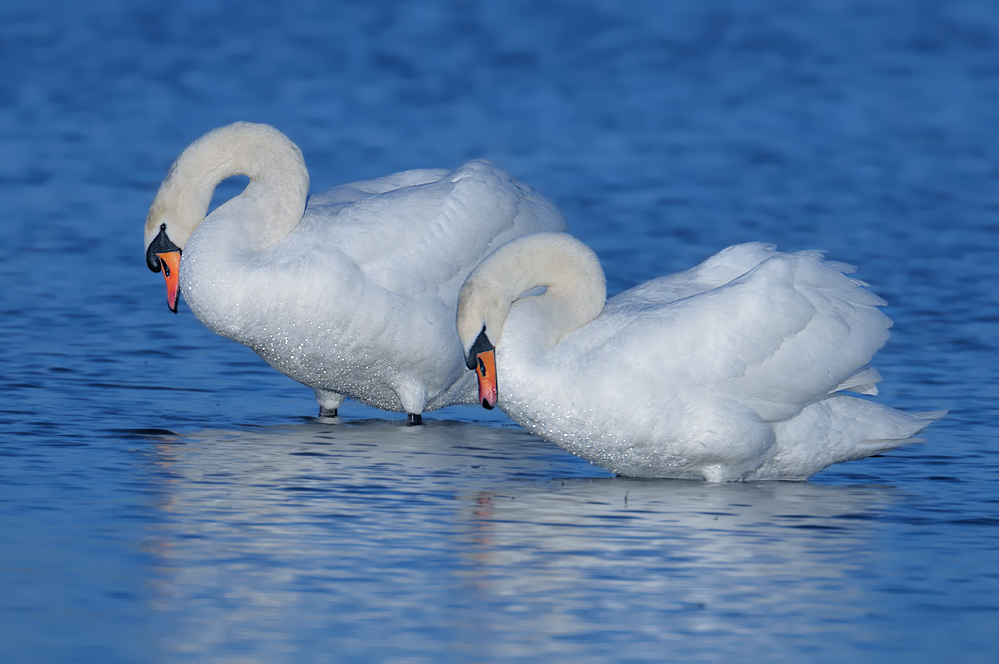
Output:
[
  {"xmin": 144, "ymin": 122, "xmax": 309, "ymax": 251},
  {"xmin": 458, "ymin": 232, "xmax": 607, "ymax": 351}
]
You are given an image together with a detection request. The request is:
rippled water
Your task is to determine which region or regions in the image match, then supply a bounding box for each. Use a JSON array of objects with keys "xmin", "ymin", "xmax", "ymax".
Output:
[{"xmin": 2, "ymin": 1, "xmax": 998, "ymax": 662}]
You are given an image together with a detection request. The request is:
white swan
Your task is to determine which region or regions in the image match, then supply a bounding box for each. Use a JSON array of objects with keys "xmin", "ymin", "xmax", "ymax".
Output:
[
  {"xmin": 144, "ymin": 122, "xmax": 566, "ymax": 422},
  {"xmin": 457, "ymin": 232, "xmax": 944, "ymax": 480}
]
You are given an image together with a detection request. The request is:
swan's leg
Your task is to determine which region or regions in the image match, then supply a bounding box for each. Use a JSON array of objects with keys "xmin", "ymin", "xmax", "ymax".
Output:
[
  {"xmin": 393, "ymin": 379, "xmax": 427, "ymax": 426},
  {"xmin": 315, "ymin": 389, "xmax": 344, "ymax": 419}
]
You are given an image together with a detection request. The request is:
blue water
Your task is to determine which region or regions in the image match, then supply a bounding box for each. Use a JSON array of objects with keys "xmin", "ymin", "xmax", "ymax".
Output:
[{"xmin": 2, "ymin": 1, "xmax": 997, "ymax": 662}]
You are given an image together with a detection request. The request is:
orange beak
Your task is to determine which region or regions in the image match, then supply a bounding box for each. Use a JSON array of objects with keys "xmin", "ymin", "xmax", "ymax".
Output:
[
  {"xmin": 156, "ymin": 250, "xmax": 182, "ymax": 313},
  {"xmin": 475, "ymin": 348, "xmax": 497, "ymax": 409}
]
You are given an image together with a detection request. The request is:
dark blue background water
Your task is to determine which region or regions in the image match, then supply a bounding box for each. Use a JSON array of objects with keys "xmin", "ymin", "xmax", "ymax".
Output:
[{"xmin": 2, "ymin": 1, "xmax": 997, "ymax": 662}]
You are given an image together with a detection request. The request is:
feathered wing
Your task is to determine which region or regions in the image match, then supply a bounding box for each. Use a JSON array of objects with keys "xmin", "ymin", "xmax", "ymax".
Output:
[
  {"xmin": 604, "ymin": 242, "xmax": 781, "ymax": 311},
  {"xmin": 307, "ymin": 160, "xmax": 565, "ymax": 299},
  {"xmin": 588, "ymin": 250, "xmax": 892, "ymax": 424},
  {"xmin": 307, "ymin": 168, "xmax": 451, "ymax": 209}
]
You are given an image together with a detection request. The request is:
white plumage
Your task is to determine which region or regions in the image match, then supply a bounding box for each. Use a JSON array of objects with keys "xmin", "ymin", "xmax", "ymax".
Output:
[
  {"xmin": 457, "ymin": 232, "xmax": 943, "ymax": 480},
  {"xmin": 144, "ymin": 122, "xmax": 566, "ymax": 418}
]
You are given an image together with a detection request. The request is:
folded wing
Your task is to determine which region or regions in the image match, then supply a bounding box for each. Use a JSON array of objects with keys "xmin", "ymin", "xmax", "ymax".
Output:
[
  {"xmin": 590, "ymin": 248, "xmax": 891, "ymax": 423},
  {"xmin": 308, "ymin": 161, "xmax": 566, "ymax": 300}
]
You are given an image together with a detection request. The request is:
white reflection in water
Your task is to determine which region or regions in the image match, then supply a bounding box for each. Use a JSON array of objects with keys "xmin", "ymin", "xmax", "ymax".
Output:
[{"xmin": 140, "ymin": 420, "xmax": 897, "ymax": 661}]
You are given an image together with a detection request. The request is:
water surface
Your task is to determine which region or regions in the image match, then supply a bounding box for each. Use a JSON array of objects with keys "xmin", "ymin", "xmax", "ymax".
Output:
[{"xmin": 2, "ymin": 1, "xmax": 997, "ymax": 662}]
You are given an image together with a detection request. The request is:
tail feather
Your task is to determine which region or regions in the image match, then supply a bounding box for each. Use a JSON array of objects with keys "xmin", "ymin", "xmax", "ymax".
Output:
[
  {"xmin": 862, "ymin": 409, "xmax": 947, "ymax": 448},
  {"xmin": 833, "ymin": 367, "xmax": 883, "ymax": 396},
  {"xmin": 764, "ymin": 397, "xmax": 946, "ymax": 479}
]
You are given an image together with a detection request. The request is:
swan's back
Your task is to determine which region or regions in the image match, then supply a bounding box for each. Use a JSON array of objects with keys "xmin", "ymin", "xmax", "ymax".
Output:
[
  {"xmin": 304, "ymin": 160, "xmax": 565, "ymax": 301},
  {"xmin": 580, "ymin": 246, "xmax": 890, "ymax": 423},
  {"xmin": 306, "ymin": 168, "xmax": 450, "ymax": 210},
  {"xmin": 603, "ymin": 242, "xmax": 781, "ymax": 311}
]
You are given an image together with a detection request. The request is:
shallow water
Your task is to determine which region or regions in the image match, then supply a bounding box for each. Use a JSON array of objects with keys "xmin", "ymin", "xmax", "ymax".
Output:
[{"xmin": 2, "ymin": 1, "xmax": 998, "ymax": 662}]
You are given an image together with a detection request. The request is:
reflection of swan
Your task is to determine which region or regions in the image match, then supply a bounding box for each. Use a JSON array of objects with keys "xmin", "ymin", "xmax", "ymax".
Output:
[
  {"xmin": 453, "ymin": 476, "xmax": 902, "ymax": 656},
  {"xmin": 143, "ymin": 122, "xmax": 565, "ymax": 421},
  {"xmin": 136, "ymin": 422, "xmax": 899, "ymax": 660},
  {"xmin": 458, "ymin": 233, "xmax": 944, "ymax": 480}
]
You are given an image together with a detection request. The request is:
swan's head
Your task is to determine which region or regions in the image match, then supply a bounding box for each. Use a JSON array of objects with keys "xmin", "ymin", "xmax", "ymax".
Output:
[
  {"xmin": 456, "ymin": 283, "xmax": 509, "ymax": 410},
  {"xmin": 144, "ymin": 183, "xmax": 190, "ymax": 314},
  {"xmin": 144, "ymin": 223, "xmax": 184, "ymax": 313}
]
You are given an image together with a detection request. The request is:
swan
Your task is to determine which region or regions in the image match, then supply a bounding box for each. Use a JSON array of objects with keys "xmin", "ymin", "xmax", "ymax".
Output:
[
  {"xmin": 144, "ymin": 122, "xmax": 566, "ymax": 422},
  {"xmin": 457, "ymin": 232, "xmax": 944, "ymax": 480}
]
